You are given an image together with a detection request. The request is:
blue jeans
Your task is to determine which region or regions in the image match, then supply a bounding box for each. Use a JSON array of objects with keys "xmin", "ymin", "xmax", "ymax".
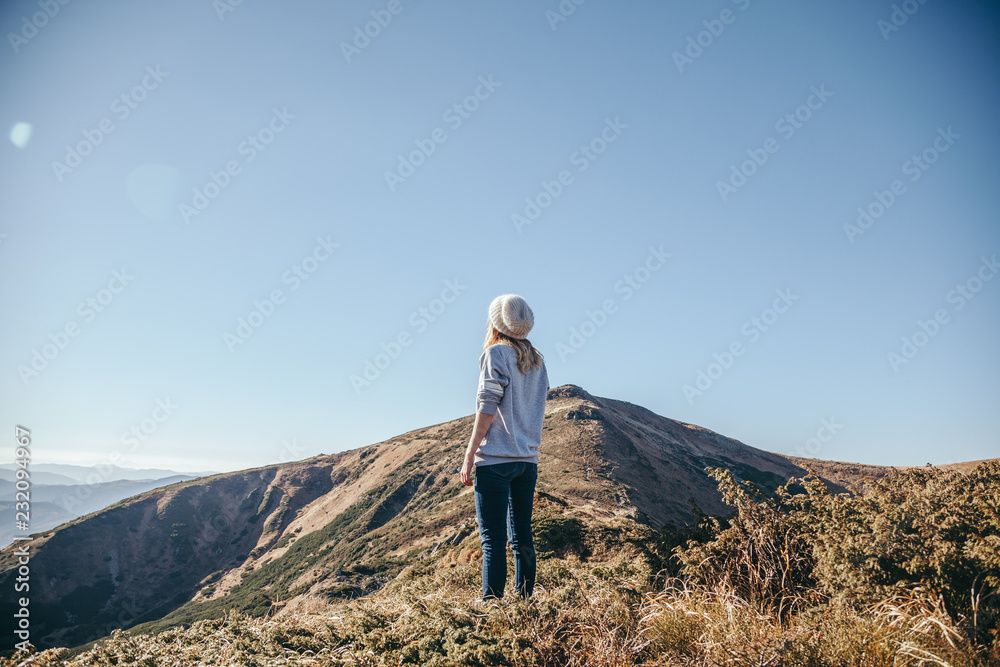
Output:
[{"xmin": 474, "ymin": 461, "xmax": 537, "ymax": 600}]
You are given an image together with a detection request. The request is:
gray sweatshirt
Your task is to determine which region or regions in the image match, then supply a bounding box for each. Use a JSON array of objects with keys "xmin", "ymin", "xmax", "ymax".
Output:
[{"xmin": 474, "ymin": 343, "xmax": 549, "ymax": 466}]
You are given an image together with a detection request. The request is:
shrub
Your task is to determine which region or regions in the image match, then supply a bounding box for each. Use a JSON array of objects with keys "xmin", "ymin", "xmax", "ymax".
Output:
[
  {"xmin": 674, "ymin": 467, "xmax": 817, "ymax": 620},
  {"xmin": 675, "ymin": 461, "xmax": 1000, "ymax": 652}
]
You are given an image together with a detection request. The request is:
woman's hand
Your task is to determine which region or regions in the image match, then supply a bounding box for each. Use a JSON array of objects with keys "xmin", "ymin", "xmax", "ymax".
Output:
[{"xmin": 460, "ymin": 453, "xmax": 475, "ymax": 486}]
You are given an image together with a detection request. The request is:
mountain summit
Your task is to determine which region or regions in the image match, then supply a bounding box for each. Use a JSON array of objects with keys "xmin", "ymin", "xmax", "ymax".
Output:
[{"xmin": 0, "ymin": 384, "xmax": 927, "ymax": 650}]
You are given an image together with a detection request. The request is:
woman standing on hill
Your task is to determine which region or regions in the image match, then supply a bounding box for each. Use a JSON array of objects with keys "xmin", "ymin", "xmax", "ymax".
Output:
[{"xmin": 460, "ymin": 294, "xmax": 549, "ymax": 602}]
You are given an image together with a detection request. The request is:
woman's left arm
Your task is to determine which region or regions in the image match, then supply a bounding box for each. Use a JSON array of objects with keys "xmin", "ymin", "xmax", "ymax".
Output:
[{"xmin": 460, "ymin": 412, "xmax": 495, "ymax": 486}]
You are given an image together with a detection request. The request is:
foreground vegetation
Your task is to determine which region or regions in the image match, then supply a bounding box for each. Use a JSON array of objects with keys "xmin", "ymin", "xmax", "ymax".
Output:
[{"xmin": 5, "ymin": 461, "xmax": 998, "ymax": 666}]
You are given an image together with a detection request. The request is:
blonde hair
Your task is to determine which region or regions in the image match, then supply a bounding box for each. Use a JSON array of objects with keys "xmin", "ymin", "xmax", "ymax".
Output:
[{"xmin": 483, "ymin": 321, "xmax": 544, "ymax": 374}]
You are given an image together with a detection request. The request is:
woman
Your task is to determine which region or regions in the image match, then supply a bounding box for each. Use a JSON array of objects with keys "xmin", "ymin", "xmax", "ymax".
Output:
[{"xmin": 460, "ymin": 294, "xmax": 549, "ymax": 602}]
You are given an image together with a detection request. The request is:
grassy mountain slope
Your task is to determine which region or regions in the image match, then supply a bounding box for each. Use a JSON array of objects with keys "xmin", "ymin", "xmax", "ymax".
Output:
[
  {"xmin": 8, "ymin": 459, "xmax": 998, "ymax": 667},
  {"xmin": 0, "ymin": 475, "xmax": 197, "ymax": 548},
  {"xmin": 0, "ymin": 384, "xmax": 939, "ymax": 651}
]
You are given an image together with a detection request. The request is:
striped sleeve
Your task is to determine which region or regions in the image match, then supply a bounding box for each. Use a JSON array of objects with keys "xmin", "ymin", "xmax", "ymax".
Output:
[{"xmin": 476, "ymin": 346, "xmax": 509, "ymax": 415}]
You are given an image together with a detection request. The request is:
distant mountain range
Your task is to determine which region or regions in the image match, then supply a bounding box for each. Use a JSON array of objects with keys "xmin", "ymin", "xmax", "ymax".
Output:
[
  {"xmin": 0, "ymin": 463, "xmax": 217, "ymax": 484},
  {"xmin": 0, "ymin": 385, "xmax": 991, "ymax": 651}
]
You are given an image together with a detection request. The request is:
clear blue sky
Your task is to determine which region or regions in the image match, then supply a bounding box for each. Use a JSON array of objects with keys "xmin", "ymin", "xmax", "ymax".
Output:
[{"xmin": 2, "ymin": 0, "xmax": 997, "ymax": 473}]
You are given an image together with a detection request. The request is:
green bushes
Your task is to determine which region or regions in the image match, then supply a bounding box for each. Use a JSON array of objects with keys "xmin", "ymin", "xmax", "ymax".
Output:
[
  {"xmin": 532, "ymin": 511, "xmax": 585, "ymax": 559},
  {"xmin": 674, "ymin": 461, "xmax": 1000, "ymax": 656},
  {"xmin": 788, "ymin": 463, "xmax": 1000, "ymax": 626}
]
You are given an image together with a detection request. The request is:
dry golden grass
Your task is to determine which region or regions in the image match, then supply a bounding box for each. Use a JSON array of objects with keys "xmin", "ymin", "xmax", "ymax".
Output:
[
  {"xmin": 640, "ymin": 577, "xmax": 994, "ymax": 667},
  {"xmin": 5, "ymin": 461, "xmax": 997, "ymax": 666},
  {"xmin": 3, "ymin": 553, "xmax": 995, "ymax": 667}
]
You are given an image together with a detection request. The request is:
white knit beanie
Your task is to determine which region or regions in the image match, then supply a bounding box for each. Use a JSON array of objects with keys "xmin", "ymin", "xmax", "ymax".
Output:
[{"xmin": 488, "ymin": 294, "xmax": 534, "ymax": 339}]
